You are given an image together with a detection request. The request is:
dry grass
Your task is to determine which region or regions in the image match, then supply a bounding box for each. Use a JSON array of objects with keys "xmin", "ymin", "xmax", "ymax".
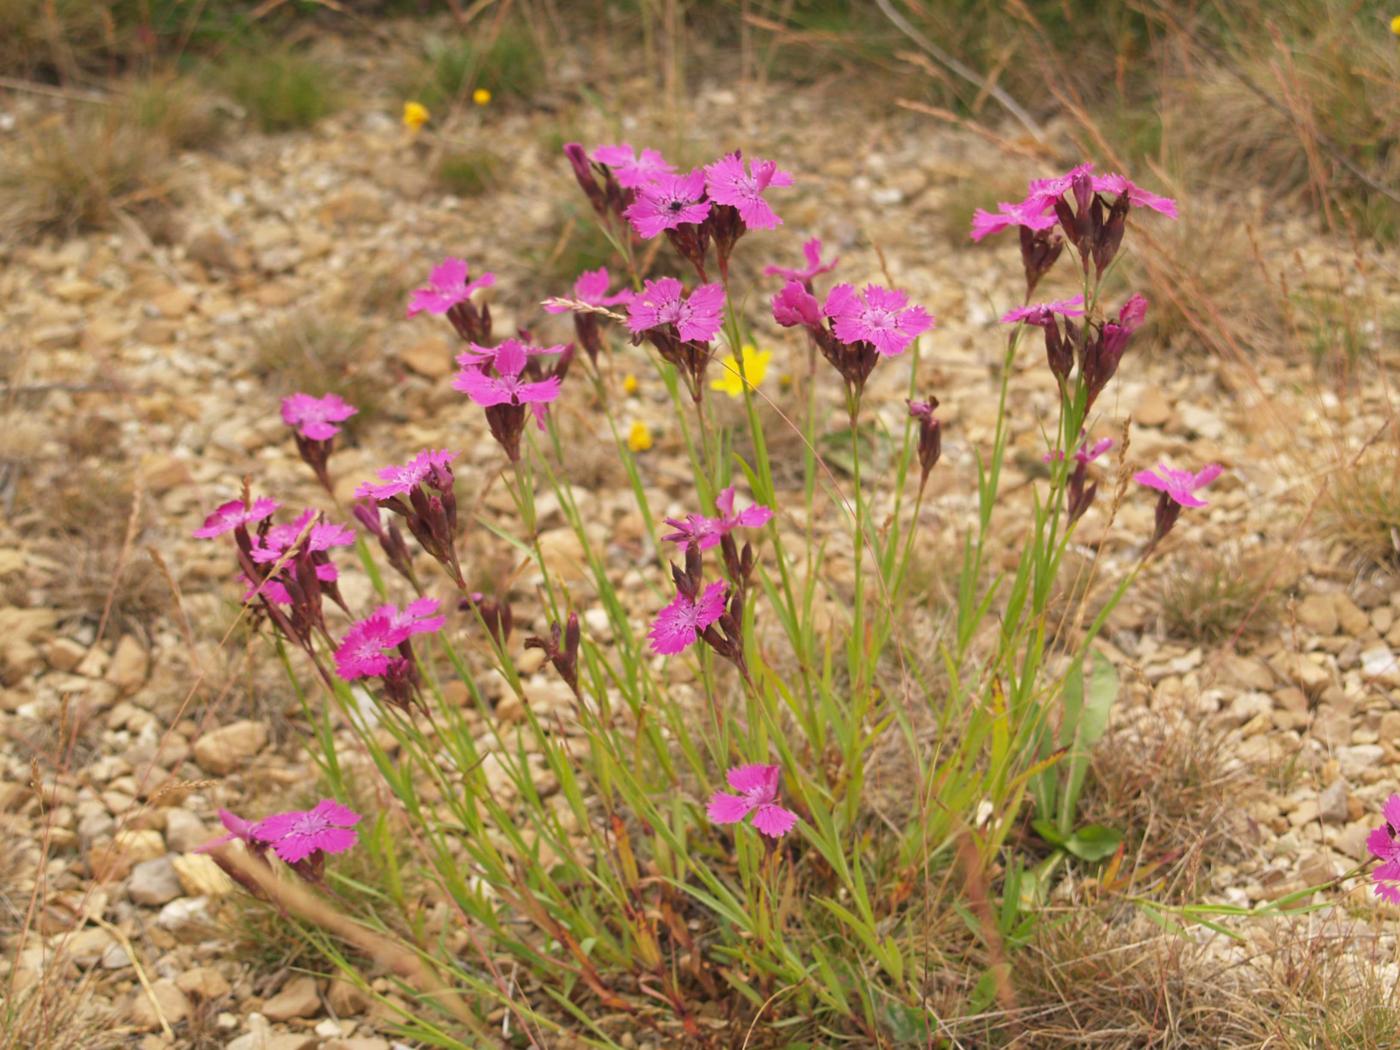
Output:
[
  {"xmin": 435, "ymin": 147, "xmax": 504, "ymax": 197},
  {"xmin": 0, "ymin": 113, "xmax": 176, "ymax": 240},
  {"xmin": 249, "ymin": 310, "xmax": 382, "ymax": 429},
  {"xmin": 219, "ymin": 46, "xmax": 340, "ymax": 133},
  {"xmin": 120, "ymin": 74, "xmax": 227, "ymax": 151},
  {"xmin": 1317, "ymin": 437, "xmax": 1400, "ymax": 571},
  {"xmin": 1158, "ymin": 544, "xmax": 1282, "ymax": 645}
]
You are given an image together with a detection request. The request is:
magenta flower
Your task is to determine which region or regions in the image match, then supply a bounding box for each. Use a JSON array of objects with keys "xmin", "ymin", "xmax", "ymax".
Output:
[
  {"xmin": 590, "ymin": 143, "xmax": 675, "ymax": 189},
  {"xmin": 1134, "ymin": 463, "xmax": 1222, "ymax": 509},
  {"xmin": 970, "ymin": 197, "xmax": 1059, "ymax": 241},
  {"xmin": 707, "ymin": 763, "xmax": 799, "ymax": 839},
  {"xmin": 454, "ymin": 337, "xmax": 569, "ymax": 369},
  {"xmin": 1024, "ymin": 162, "xmax": 1097, "ymax": 208},
  {"xmin": 771, "ymin": 280, "xmax": 824, "ymax": 329},
  {"xmin": 1044, "ymin": 435, "xmax": 1114, "ymax": 465},
  {"xmin": 1093, "ymin": 173, "xmax": 1178, "ymax": 218},
  {"xmin": 355, "ymin": 449, "xmax": 458, "ymax": 502},
  {"xmin": 662, "ymin": 486, "xmax": 773, "ymax": 551},
  {"xmin": 407, "ymin": 258, "xmax": 495, "ymax": 318},
  {"xmin": 453, "ymin": 339, "xmax": 562, "ymax": 419},
  {"xmin": 194, "ymin": 809, "xmax": 262, "ymax": 853},
  {"xmin": 542, "ymin": 267, "xmax": 633, "ymax": 314},
  {"xmin": 193, "ymin": 497, "xmax": 279, "ymax": 539},
  {"xmin": 250, "ymin": 509, "xmax": 355, "ymax": 564},
  {"xmin": 281, "ymin": 392, "xmax": 357, "ymax": 441},
  {"xmin": 623, "ymin": 170, "xmax": 711, "ymax": 239},
  {"xmin": 825, "ymin": 283, "xmax": 933, "ymax": 357},
  {"xmin": 253, "ymin": 799, "xmax": 361, "ymax": 865},
  {"xmin": 334, "ymin": 598, "xmax": 445, "ymax": 680},
  {"xmin": 704, "ymin": 152, "xmax": 794, "ymax": 230},
  {"xmin": 627, "ymin": 278, "xmax": 725, "ymax": 343},
  {"xmin": 649, "ymin": 580, "xmax": 727, "ymax": 655},
  {"xmin": 764, "ymin": 237, "xmax": 838, "ymax": 284},
  {"xmin": 1368, "ymin": 794, "xmax": 1400, "ymax": 905},
  {"xmin": 1001, "ymin": 295, "xmax": 1086, "ymax": 326}
]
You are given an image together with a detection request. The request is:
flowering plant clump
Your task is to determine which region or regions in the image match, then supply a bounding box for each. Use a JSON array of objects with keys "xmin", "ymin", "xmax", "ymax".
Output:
[{"xmin": 188, "ymin": 144, "xmax": 1270, "ymax": 1047}]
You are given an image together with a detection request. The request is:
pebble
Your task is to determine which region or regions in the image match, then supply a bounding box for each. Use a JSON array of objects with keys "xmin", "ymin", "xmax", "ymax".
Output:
[
  {"xmin": 192, "ymin": 719, "xmax": 269, "ymax": 774},
  {"xmin": 262, "ymin": 975, "xmax": 321, "ymax": 1021},
  {"xmin": 127, "ymin": 856, "xmax": 183, "ymax": 906}
]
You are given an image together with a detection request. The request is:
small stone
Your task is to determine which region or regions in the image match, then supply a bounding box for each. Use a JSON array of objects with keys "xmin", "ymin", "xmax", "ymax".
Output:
[
  {"xmin": 1134, "ymin": 386, "xmax": 1171, "ymax": 427},
  {"xmin": 263, "ymin": 974, "xmax": 321, "ymax": 1022},
  {"xmin": 1338, "ymin": 744, "xmax": 1384, "ymax": 778},
  {"xmin": 156, "ymin": 896, "xmax": 214, "ymax": 941},
  {"xmin": 1318, "ymin": 779, "xmax": 1349, "ymax": 825},
  {"xmin": 163, "ymin": 809, "xmax": 208, "ymax": 854},
  {"xmin": 129, "ymin": 979, "xmax": 191, "ymax": 1030},
  {"xmin": 326, "ymin": 978, "xmax": 369, "ymax": 1016},
  {"xmin": 150, "ymin": 288, "xmax": 194, "ymax": 318},
  {"xmin": 323, "ymin": 1039, "xmax": 390, "ymax": 1050},
  {"xmin": 128, "ymin": 856, "xmax": 182, "ymax": 906},
  {"xmin": 226, "ymin": 1012, "xmax": 272, "ymax": 1050},
  {"xmin": 67, "ymin": 926, "xmax": 118, "ymax": 968},
  {"xmin": 1334, "ymin": 594, "xmax": 1372, "ymax": 636},
  {"xmin": 175, "ymin": 965, "xmax": 231, "ymax": 1000},
  {"xmin": 192, "ymin": 719, "xmax": 269, "ymax": 774},
  {"xmin": 106, "ymin": 635, "xmax": 149, "ymax": 694},
  {"xmin": 171, "ymin": 853, "xmax": 236, "ymax": 897},
  {"xmin": 1296, "ymin": 594, "xmax": 1338, "ymax": 635},
  {"xmin": 1297, "ymin": 851, "xmax": 1338, "ymax": 885},
  {"xmin": 398, "ymin": 335, "xmax": 455, "ymax": 378},
  {"xmin": 44, "ymin": 637, "xmax": 87, "ymax": 672},
  {"xmin": 1361, "ymin": 647, "xmax": 1398, "ymax": 683}
]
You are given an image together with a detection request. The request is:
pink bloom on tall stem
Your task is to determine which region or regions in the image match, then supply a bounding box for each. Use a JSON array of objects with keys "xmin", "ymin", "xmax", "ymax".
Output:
[
  {"xmin": 590, "ymin": 143, "xmax": 675, "ymax": 189},
  {"xmin": 193, "ymin": 497, "xmax": 279, "ymax": 539},
  {"xmin": 704, "ymin": 152, "xmax": 793, "ymax": 230},
  {"xmin": 194, "ymin": 809, "xmax": 262, "ymax": 853},
  {"xmin": 250, "ymin": 509, "xmax": 355, "ymax": 564},
  {"xmin": 662, "ymin": 486, "xmax": 773, "ymax": 550},
  {"xmin": 379, "ymin": 596, "xmax": 447, "ymax": 639},
  {"xmin": 648, "ymin": 580, "xmax": 727, "ymax": 655},
  {"xmin": 707, "ymin": 763, "xmax": 799, "ymax": 839},
  {"xmin": 764, "ymin": 237, "xmax": 838, "ymax": 284},
  {"xmin": 1367, "ymin": 794, "xmax": 1400, "ymax": 905},
  {"xmin": 1134, "ymin": 463, "xmax": 1222, "ymax": 508},
  {"xmin": 970, "ymin": 198, "xmax": 1058, "ymax": 241},
  {"xmin": 825, "ymin": 283, "xmax": 933, "ymax": 357},
  {"xmin": 623, "ymin": 170, "xmax": 711, "ymax": 238},
  {"xmin": 771, "ymin": 280, "xmax": 824, "ymax": 328},
  {"xmin": 1092, "ymin": 173, "xmax": 1178, "ymax": 218},
  {"xmin": 453, "ymin": 340, "xmax": 562, "ymax": 419},
  {"xmin": 455, "ymin": 337, "xmax": 569, "ymax": 369},
  {"xmin": 627, "ymin": 278, "xmax": 725, "ymax": 343},
  {"xmin": 334, "ymin": 598, "xmax": 445, "ymax": 680},
  {"xmin": 407, "ymin": 258, "xmax": 495, "ymax": 317},
  {"xmin": 355, "ymin": 449, "xmax": 458, "ymax": 501},
  {"xmin": 281, "ymin": 392, "xmax": 357, "ymax": 441},
  {"xmin": 542, "ymin": 267, "xmax": 633, "ymax": 314},
  {"xmin": 1025, "ymin": 163, "xmax": 1097, "ymax": 207},
  {"xmin": 1001, "ymin": 295, "xmax": 1086, "ymax": 325},
  {"xmin": 253, "ymin": 799, "xmax": 362, "ymax": 864},
  {"xmin": 1044, "ymin": 435, "xmax": 1114, "ymax": 465}
]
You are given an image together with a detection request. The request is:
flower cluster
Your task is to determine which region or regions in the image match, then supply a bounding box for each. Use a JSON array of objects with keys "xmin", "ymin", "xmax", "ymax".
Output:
[
  {"xmin": 334, "ymin": 598, "xmax": 446, "ymax": 712},
  {"xmin": 197, "ymin": 799, "xmax": 361, "ymax": 885},
  {"xmin": 453, "ymin": 338, "xmax": 570, "ymax": 461},
  {"xmin": 355, "ymin": 449, "xmax": 465, "ymax": 588}
]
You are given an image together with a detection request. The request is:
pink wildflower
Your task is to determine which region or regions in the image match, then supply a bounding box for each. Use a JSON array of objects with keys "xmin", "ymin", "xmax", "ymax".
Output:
[
  {"xmin": 355, "ymin": 449, "xmax": 458, "ymax": 502},
  {"xmin": 648, "ymin": 580, "xmax": 727, "ymax": 655},
  {"xmin": 707, "ymin": 763, "xmax": 799, "ymax": 839},
  {"xmin": 380, "ymin": 596, "xmax": 447, "ymax": 638},
  {"xmin": 542, "ymin": 267, "xmax": 633, "ymax": 314},
  {"xmin": 253, "ymin": 799, "xmax": 361, "ymax": 865},
  {"xmin": 1093, "ymin": 173, "xmax": 1178, "ymax": 218},
  {"xmin": 280, "ymin": 392, "xmax": 357, "ymax": 441},
  {"xmin": 623, "ymin": 170, "xmax": 711, "ymax": 239},
  {"xmin": 662, "ymin": 486, "xmax": 773, "ymax": 550},
  {"xmin": 1044, "ymin": 435, "xmax": 1114, "ymax": 465},
  {"xmin": 764, "ymin": 237, "xmax": 838, "ymax": 284},
  {"xmin": 771, "ymin": 280, "xmax": 824, "ymax": 329},
  {"xmin": 407, "ymin": 257, "xmax": 495, "ymax": 318},
  {"xmin": 250, "ymin": 509, "xmax": 355, "ymax": 564},
  {"xmin": 627, "ymin": 278, "xmax": 725, "ymax": 343},
  {"xmin": 453, "ymin": 339, "xmax": 562, "ymax": 418},
  {"xmin": 825, "ymin": 283, "xmax": 934, "ymax": 357},
  {"xmin": 193, "ymin": 497, "xmax": 279, "ymax": 539},
  {"xmin": 704, "ymin": 152, "xmax": 793, "ymax": 230},
  {"xmin": 334, "ymin": 598, "xmax": 444, "ymax": 680},
  {"xmin": 590, "ymin": 143, "xmax": 674, "ymax": 189},
  {"xmin": 1133, "ymin": 464, "xmax": 1222, "ymax": 509},
  {"xmin": 1001, "ymin": 295, "xmax": 1086, "ymax": 325},
  {"xmin": 195, "ymin": 809, "xmax": 261, "ymax": 853},
  {"xmin": 1368, "ymin": 794, "xmax": 1400, "ymax": 905},
  {"xmin": 1024, "ymin": 163, "xmax": 1097, "ymax": 207},
  {"xmin": 455, "ymin": 337, "xmax": 569, "ymax": 369},
  {"xmin": 970, "ymin": 198, "xmax": 1059, "ymax": 241}
]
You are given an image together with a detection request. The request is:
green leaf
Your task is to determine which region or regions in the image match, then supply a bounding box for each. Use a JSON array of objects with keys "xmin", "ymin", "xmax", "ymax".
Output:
[
  {"xmin": 1063, "ymin": 823, "xmax": 1123, "ymax": 862},
  {"xmin": 1031, "ymin": 818, "xmax": 1067, "ymax": 847}
]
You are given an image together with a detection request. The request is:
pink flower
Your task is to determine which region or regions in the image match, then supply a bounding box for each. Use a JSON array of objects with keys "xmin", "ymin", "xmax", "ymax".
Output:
[
  {"xmin": 1001, "ymin": 295, "xmax": 1086, "ymax": 325},
  {"xmin": 407, "ymin": 258, "xmax": 495, "ymax": 318},
  {"xmin": 704, "ymin": 152, "xmax": 794, "ymax": 230},
  {"xmin": 649, "ymin": 580, "xmax": 727, "ymax": 655},
  {"xmin": 970, "ymin": 198, "xmax": 1058, "ymax": 241},
  {"xmin": 662, "ymin": 486, "xmax": 773, "ymax": 550},
  {"xmin": 590, "ymin": 143, "xmax": 675, "ymax": 189},
  {"xmin": 623, "ymin": 170, "xmax": 711, "ymax": 239},
  {"xmin": 334, "ymin": 598, "xmax": 444, "ymax": 680},
  {"xmin": 707, "ymin": 763, "xmax": 799, "ymax": 839},
  {"xmin": 764, "ymin": 237, "xmax": 838, "ymax": 284},
  {"xmin": 454, "ymin": 337, "xmax": 569, "ymax": 369},
  {"xmin": 355, "ymin": 449, "xmax": 457, "ymax": 501},
  {"xmin": 253, "ymin": 799, "xmax": 361, "ymax": 865},
  {"xmin": 1368, "ymin": 795, "xmax": 1400, "ymax": 905},
  {"xmin": 1045, "ymin": 435, "xmax": 1114, "ymax": 465},
  {"xmin": 194, "ymin": 809, "xmax": 261, "ymax": 853},
  {"xmin": 825, "ymin": 283, "xmax": 933, "ymax": 357},
  {"xmin": 453, "ymin": 339, "xmax": 562, "ymax": 422},
  {"xmin": 280, "ymin": 392, "xmax": 357, "ymax": 441},
  {"xmin": 542, "ymin": 267, "xmax": 633, "ymax": 314},
  {"xmin": 1093, "ymin": 173, "xmax": 1178, "ymax": 218},
  {"xmin": 1133, "ymin": 463, "xmax": 1223, "ymax": 508},
  {"xmin": 627, "ymin": 278, "xmax": 725, "ymax": 343},
  {"xmin": 249, "ymin": 509, "xmax": 355, "ymax": 564},
  {"xmin": 193, "ymin": 497, "xmax": 279, "ymax": 539},
  {"xmin": 1025, "ymin": 162, "xmax": 1097, "ymax": 207},
  {"xmin": 771, "ymin": 280, "xmax": 823, "ymax": 328}
]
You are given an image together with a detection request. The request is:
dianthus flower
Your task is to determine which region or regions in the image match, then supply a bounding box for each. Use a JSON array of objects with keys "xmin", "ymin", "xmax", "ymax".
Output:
[
  {"xmin": 707, "ymin": 763, "xmax": 799, "ymax": 839},
  {"xmin": 703, "ymin": 152, "xmax": 793, "ymax": 230},
  {"xmin": 542, "ymin": 267, "xmax": 632, "ymax": 362},
  {"xmin": 826, "ymin": 283, "xmax": 934, "ymax": 358},
  {"xmin": 355, "ymin": 450, "xmax": 463, "ymax": 586},
  {"xmin": 649, "ymin": 580, "xmax": 727, "ymax": 656},
  {"xmin": 590, "ymin": 143, "xmax": 675, "ymax": 189},
  {"xmin": 251, "ymin": 509, "xmax": 355, "ymax": 564},
  {"xmin": 907, "ymin": 397, "xmax": 942, "ymax": 492},
  {"xmin": 662, "ymin": 486, "xmax": 773, "ymax": 551},
  {"xmin": 1001, "ymin": 295, "xmax": 1086, "ymax": 325},
  {"xmin": 195, "ymin": 809, "xmax": 263, "ymax": 855},
  {"xmin": 628, "ymin": 278, "xmax": 725, "ymax": 343},
  {"xmin": 193, "ymin": 497, "xmax": 279, "ymax": 539},
  {"xmin": 453, "ymin": 339, "xmax": 564, "ymax": 461},
  {"xmin": 1080, "ymin": 292, "xmax": 1148, "ymax": 408},
  {"xmin": 407, "ymin": 257, "xmax": 495, "ymax": 318},
  {"xmin": 253, "ymin": 799, "xmax": 361, "ymax": 865},
  {"xmin": 764, "ymin": 237, "xmax": 838, "ymax": 285},
  {"xmin": 623, "ymin": 169, "xmax": 711, "ymax": 239},
  {"xmin": 280, "ymin": 392, "xmax": 357, "ymax": 441},
  {"xmin": 1367, "ymin": 794, "xmax": 1400, "ymax": 905},
  {"xmin": 970, "ymin": 197, "xmax": 1059, "ymax": 241},
  {"xmin": 1135, "ymin": 462, "xmax": 1222, "ymax": 549},
  {"xmin": 1044, "ymin": 434, "xmax": 1114, "ymax": 523},
  {"xmin": 356, "ymin": 449, "xmax": 457, "ymax": 501},
  {"xmin": 771, "ymin": 281, "xmax": 824, "ymax": 329},
  {"xmin": 335, "ymin": 597, "xmax": 445, "ymax": 679}
]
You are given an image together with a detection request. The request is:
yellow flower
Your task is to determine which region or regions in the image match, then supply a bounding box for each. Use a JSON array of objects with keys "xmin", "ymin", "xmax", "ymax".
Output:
[
  {"xmin": 622, "ymin": 373, "xmax": 639, "ymax": 395},
  {"xmin": 710, "ymin": 344, "xmax": 772, "ymax": 399},
  {"xmin": 1392, "ymin": 13, "xmax": 1400, "ymax": 35},
  {"xmin": 402, "ymin": 100, "xmax": 430, "ymax": 130},
  {"xmin": 473, "ymin": 87, "xmax": 492, "ymax": 106},
  {"xmin": 627, "ymin": 421, "xmax": 653, "ymax": 453}
]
